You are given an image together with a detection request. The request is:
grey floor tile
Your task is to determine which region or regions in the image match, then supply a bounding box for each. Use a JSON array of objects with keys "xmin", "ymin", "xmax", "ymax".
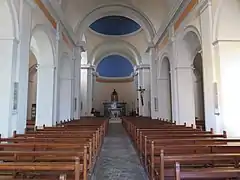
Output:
[{"xmin": 90, "ymin": 123, "xmax": 148, "ymax": 180}]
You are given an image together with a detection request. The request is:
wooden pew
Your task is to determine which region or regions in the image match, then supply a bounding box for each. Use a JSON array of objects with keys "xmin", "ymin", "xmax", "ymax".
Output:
[
  {"xmin": 123, "ymin": 117, "xmax": 240, "ymax": 180},
  {"xmin": 0, "ymin": 118, "xmax": 108, "ymax": 179}
]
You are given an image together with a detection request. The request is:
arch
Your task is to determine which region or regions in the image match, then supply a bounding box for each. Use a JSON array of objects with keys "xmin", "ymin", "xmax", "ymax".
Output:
[
  {"xmin": 27, "ymin": 51, "xmax": 38, "ymax": 121},
  {"xmin": 158, "ymin": 51, "xmax": 173, "ymax": 77},
  {"xmin": 0, "ymin": 0, "xmax": 18, "ymax": 38},
  {"xmin": 30, "ymin": 25, "xmax": 55, "ymax": 126},
  {"xmin": 75, "ymin": 4, "xmax": 155, "ymax": 42},
  {"xmin": 193, "ymin": 52, "xmax": 205, "ymax": 129},
  {"xmin": 213, "ymin": 0, "xmax": 240, "ymax": 41},
  {"xmin": 90, "ymin": 40, "xmax": 141, "ymax": 65},
  {"xmin": 31, "ymin": 24, "xmax": 55, "ymax": 66},
  {"xmin": 158, "ymin": 56, "xmax": 172, "ymax": 120},
  {"xmin": 177, "ymin": 27, "xmax": 202, "ymax": 68}
]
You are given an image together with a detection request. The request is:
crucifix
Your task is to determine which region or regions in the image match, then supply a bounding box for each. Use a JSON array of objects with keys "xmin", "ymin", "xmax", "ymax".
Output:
[{"xmin": 137, "ymin": 86, "xmax": 145, "ymax": 106}]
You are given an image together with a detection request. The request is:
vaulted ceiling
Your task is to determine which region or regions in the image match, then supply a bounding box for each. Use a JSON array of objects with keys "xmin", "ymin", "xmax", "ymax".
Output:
[{"xmin": 50, "ymin": 0, "xmax": 181, "ymax": 40}]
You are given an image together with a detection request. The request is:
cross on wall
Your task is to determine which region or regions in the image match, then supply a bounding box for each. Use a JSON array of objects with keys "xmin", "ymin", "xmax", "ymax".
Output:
[{"xmin": 137, "ymin": 86, "xmax": 145, "ymax": 106}]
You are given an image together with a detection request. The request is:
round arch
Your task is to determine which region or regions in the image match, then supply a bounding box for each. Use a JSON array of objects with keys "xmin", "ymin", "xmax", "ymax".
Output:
[
  {"xmin": 213, "ymin": 0, "xmax": 240, "ymax": 41},
  {"xmin": 177, "ymin": 26, "xmax": 202, "ymax": 67},
  {"xmin": 90, "ymin": 40, "xmax": 142, "ymax": 65},
  {"xmin": 75, "ymin": 4, "xmax": 155, "ymax": 42},
  {"xmin": 30, "ymin": 25, "xmax": 55, "ymax": 127},
  {"xmin": 0, "ymin": 0, "xmax": 18, "ymax": 38},
  {"xmin": 31, "ymin": 25, "xmax": 55, "ymax": 66},
  {"xmin": 157, "ymin": 55, "xmax": 172, "ymax": 120}
]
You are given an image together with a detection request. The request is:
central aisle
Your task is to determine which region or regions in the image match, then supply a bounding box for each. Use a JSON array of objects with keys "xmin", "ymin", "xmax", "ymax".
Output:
[{"xmin": 91, "ymin": 122, "xmax": 148, "ymax": 180}]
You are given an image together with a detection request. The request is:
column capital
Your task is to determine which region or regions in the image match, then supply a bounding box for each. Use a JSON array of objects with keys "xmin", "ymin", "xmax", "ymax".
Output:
[
  {"xmin": 135, "ymin": 64, "xmax": 150, "ymax": 71},
  {"xmin": 36, "ymin": 64, "xmax": 56, "ymax": 70},
  {"xmin": 175, "ymin": 66, "xmax": 194, "ymax": 71},
  {"xmin": 81, "ymin": 64, "xmax": 95, "ymax": 70}
]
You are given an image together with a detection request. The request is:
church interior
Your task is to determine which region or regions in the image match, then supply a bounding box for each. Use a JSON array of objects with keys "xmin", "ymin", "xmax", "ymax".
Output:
[{"xmin": 1, "ymin": 0, "xmax": 240, "ymax": 179}]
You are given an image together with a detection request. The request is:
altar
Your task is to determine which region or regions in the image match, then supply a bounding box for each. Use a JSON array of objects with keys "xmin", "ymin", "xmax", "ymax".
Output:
[
  {"xmin": 103, "ymin": 102, "xmax": 126, "ymax": 117},
  {"xmin": 103, "ymin": 89, "xmax": 127, "ymax": 117}
]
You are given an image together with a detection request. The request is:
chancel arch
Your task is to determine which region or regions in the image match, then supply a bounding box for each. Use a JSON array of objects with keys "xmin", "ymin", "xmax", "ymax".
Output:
[
  {"xmin": 93, "ymin": 54, "xmax": 136, "ymax": 117},
  {"xmin": 158, "ymin": 56, "xmax": 172, "ymax": 121},
  {"xmin": 30, "ymin": 26, "xmax": 55, "ymax": 127}
]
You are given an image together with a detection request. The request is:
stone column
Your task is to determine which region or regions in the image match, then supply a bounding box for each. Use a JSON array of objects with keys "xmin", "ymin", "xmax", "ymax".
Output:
[
  {"xmin": 73, "ymin": 46, "xmax": 82, "ymax": 119},
  {"xmin": 199, "ymin": 0, "xmax": 217, "ymax": 131},
  {"xmin": 214, "ymin": 40, "xmax": 240, "ymax": 137},
  {"xmin": 0, "ymin": 38, "xmax": 19, "ymax": 137},
  {"xmin": 53, "ymin": 22, "xmax": 62, "ymax": 124},
  {"xmin": 148, "ymin": 46, "xmax": 158, "ymax": 119},
  {"xmin": 80, "ymin": 64, "xmax": 94, "ymax": 116},
  {"xmin": 36, "ymin": 65, "xmax": 55, "ymax": 127},
  {"xmin": 175, "ymin": 66, "xmax": 195, "ymax": 126},
  {"xmin": 15, "ymin": 0, "xmax": 35, "ymax": 133},
  {"xmin": 59, "ymin": 56, "xmax": 72, "ymax": 121}
]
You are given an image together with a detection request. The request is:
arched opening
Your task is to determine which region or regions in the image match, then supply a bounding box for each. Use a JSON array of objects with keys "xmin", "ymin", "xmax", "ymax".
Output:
[
  {"xmin": 93, "ymin": 54, "xmax": 136, "ymax": 117},
  {"xmin": 26, "ymin": 51, "xmax": 38, "ymax": 131},
  {"xmin": 193, "ymin": 53, "xmax": 205, "ymax": 130},
  {"xmin": 158, "ymin": 57, "xmax": 172, "ymax": 120},
  {"xmin": 30, "ymin": 28, "xmax": 55, "ymax": 127},
  {"xmin": 176, "ymin": 28, "xmax": 202, "ymax": 126}
]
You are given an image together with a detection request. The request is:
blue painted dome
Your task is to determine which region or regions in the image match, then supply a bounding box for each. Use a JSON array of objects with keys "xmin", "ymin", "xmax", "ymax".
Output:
[
  {"xmin": 89, "ymin": 16, "xmax": 141, "ymax": 36},
  {"xmin": 96, "ymin": 55, "xmax": 134, "ymax": 78}
]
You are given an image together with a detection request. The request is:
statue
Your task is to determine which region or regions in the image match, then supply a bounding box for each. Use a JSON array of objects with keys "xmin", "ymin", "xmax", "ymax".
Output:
[{"xmin": 111, "ymin": 89, "xmax": 118, "ymax": 102}]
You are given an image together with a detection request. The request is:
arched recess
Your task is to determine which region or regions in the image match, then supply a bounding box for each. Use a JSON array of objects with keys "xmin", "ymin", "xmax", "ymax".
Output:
[
  {"xmin": 59, "ymin": 52, "xmax": 72, "ymax": 120},
  {"xmin": 90, "ymin": 40, "xmax": 141, "ymax": 66},
  {"xmin": 0, "ymin": 0, "xmax": 18, "ymax": 137},
  {"xmin": 75, "ymin": 4, "xmax": 155, "ymax": 42},
  {"xmin": 193, "ymin": 53, "xmax": 205, "ymax": 130},
  {"xmin": 27, "ymin": 52, "xmax": 38, "ymax": 126},
  {"xmin": 30, "ymin": 26, "xmax": 55, "ymax": 127},
  {"xmin": 213, "ymin": 0, "xmax": 240, "ymax": 137},
  {"xmin": 158, "ymin": 57, "xmax": 172, "ymax": 120},
  {"xmin": 176, "ymin": 28, "xmax": 202, "ymax": 126}
]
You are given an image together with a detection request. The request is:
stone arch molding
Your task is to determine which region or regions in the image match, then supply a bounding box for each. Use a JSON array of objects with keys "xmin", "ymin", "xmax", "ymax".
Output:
[
  {"xmin": 31, "ymin": 24, "xmax": 56, "ymax": 67},
  {"xmin": 0, "ymin": 0, "xmax": 19, "ymax": 39},
  {"xmin": 75, "ymin": 4, "xmax": 156, "ymax": 42},
  {"xmin": 213, "ymin": 0, "xmax": 240, "ymax": 41},
  {"xmin": 157, "ymin": 49, "xmax": 174, "ymax": 79},
  {"xmin": 90, "ymin": 40, "xmax": 142, "ymax": 66},
  {"xmin": 176, "ymin": 25, "xmax": 202, "ymax": 67}
]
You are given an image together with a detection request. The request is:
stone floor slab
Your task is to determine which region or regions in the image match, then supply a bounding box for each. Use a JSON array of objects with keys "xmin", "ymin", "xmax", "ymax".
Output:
[{"xmin": 90, "ymin": 123, "xmax": 148, "ymax": 180}]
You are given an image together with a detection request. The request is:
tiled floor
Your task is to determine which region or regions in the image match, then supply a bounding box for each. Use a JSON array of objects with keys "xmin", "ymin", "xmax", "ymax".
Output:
[{"xmin": 90, "ymin": 122, "xmax": 148, "ymax": 180}]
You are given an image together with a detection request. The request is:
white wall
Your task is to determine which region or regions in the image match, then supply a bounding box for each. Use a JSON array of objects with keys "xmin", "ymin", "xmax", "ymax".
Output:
[{"xmin": 93, "ymin": 81, "xmax": 136, "ymax": 115}]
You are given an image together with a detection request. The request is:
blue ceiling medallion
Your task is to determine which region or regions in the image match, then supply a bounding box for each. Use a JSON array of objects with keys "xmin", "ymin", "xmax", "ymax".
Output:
[{"xmin": 90, "ymin": 16, "xmax": 141, "ymax": 36}]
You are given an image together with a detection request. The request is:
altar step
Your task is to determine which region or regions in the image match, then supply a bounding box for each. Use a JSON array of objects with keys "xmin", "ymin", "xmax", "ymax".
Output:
[{"xmin": 109, "ymin": 118, "xmax": 122, "ymax": 123}]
